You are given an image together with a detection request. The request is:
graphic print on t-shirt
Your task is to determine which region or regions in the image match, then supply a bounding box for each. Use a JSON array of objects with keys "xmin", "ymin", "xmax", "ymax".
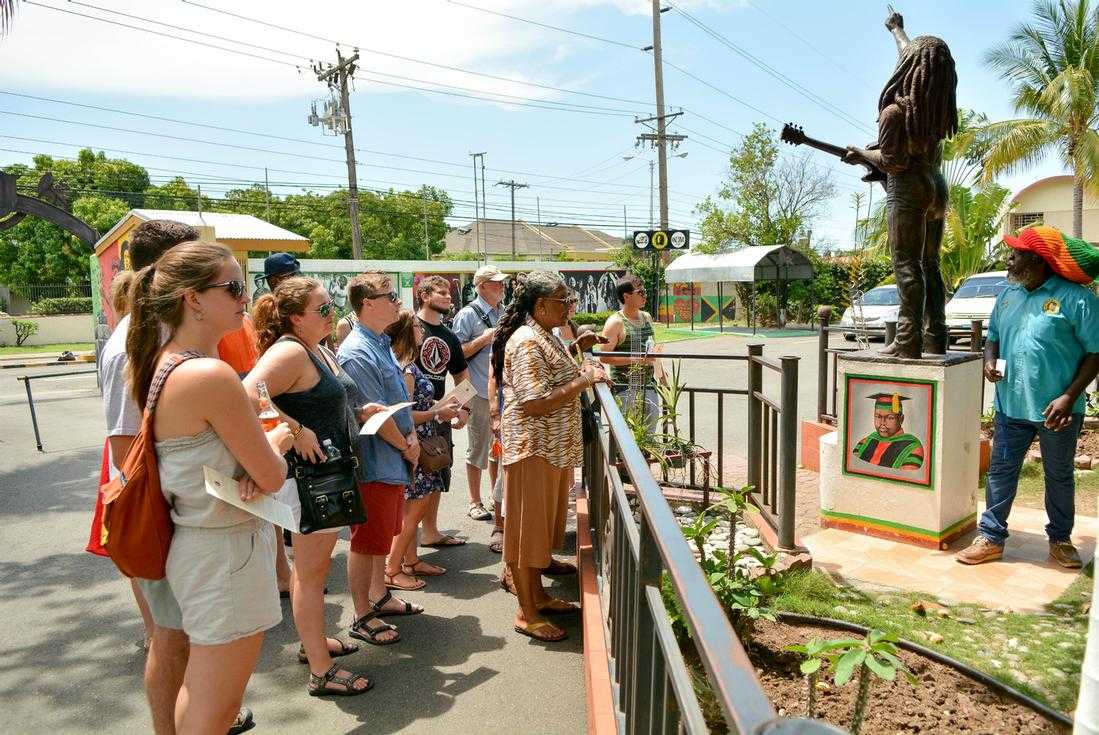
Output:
[{"xmin": 419, "ymin": 335, "xmax": 452, "ymax": 378}]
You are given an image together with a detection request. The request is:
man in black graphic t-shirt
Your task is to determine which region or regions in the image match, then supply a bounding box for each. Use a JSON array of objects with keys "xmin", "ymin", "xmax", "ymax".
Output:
[{"xmin": 415, "ymin": 276, "xmax": 470, "ymax": 548}]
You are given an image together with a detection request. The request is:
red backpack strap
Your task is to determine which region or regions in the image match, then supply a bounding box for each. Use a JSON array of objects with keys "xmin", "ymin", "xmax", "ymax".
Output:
[{"xmin": 145, "ymin": 350, "xmax": 205, "ymax": 413}]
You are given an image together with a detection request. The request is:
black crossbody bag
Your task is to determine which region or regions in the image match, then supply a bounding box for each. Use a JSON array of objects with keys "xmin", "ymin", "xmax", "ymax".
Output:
[{"xmin": 284, "ymin": 339, "xmax": 367, "ymax": 534}]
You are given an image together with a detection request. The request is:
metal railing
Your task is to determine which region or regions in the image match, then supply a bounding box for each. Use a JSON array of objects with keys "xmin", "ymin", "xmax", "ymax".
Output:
[
  {"xmin": 581, "ymin": 382, "xmax": 836, "ymax": 734},
  {"xmin": 599, "ymin": 348, "xmax": 801, "ymax": 550},
  {"xmin": 18, "ymin": 369, "xmax": 99, "ymax": 451},
  {"xmin": 815, "ymin": 306, "xmax": 985, "ymax": 425}
]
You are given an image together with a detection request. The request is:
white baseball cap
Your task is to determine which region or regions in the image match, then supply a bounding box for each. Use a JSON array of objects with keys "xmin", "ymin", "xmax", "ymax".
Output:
[{"xmin": 473, "ymin": 265, "xmax": 509, "ymax": 285}]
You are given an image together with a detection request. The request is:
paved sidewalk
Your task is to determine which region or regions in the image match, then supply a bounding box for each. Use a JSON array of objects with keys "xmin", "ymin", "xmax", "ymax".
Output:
[{"xmin": 0, "ymin": 391, "xmax": 586, "ymax": 734}]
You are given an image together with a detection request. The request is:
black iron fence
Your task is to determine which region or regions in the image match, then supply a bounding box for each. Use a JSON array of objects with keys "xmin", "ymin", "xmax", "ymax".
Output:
[
  {"xmin": 815, "ymin": 306, "xmax": 986, "ymax": 425},
  {"xmin": 581, "ymin": 381, "xmax": 836, "ymax": 734},
  {"xmin": 2, "ymin": 282, "xmax": 93, "ymax": 315},
  {"xmin": 598, "ymin": 348, "xmax": 800, "ymax": 550}
]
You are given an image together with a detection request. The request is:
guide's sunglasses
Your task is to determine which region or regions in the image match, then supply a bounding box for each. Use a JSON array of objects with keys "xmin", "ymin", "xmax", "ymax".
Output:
[
  {"xmin": 367, "ymin": 291, "xmax": 400, "ymax": 303},
  {"xmin": 544, "ymin": 296, "xmax": 579, "ymax": 306},
  {"xmin": 315, "ymin": 301, "xmax": 336, "ymax": 318},
  {"xmin": 197, "ymin": 280, "xmax": 246, "ymax": 300}
]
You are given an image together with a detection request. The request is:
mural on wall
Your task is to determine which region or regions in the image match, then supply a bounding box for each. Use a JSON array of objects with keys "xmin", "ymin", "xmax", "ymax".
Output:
[
  {"xmin": 249, "ymin": 271, "xmax": 399, "ymax": 316},
  {"xmin": 843, "ymin": 374, "xmax": 935, "ymax": 488},
  {"xmin": 561, "ymin": 270, "xmax": 622, "ymax": 314},
  {"xmin": 658, "ymin": 283, "xmax": 736, "ymax": 324}
]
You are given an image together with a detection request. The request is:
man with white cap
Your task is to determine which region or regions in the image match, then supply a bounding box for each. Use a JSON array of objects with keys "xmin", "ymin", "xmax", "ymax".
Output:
[{"xmin": 452, "ymin": 265, "xmax": 508, "ymax": 522}]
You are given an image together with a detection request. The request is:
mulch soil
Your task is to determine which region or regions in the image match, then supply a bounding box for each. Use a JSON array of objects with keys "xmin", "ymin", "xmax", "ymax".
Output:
[{"xmin": 748, "ymin": 621, "xmax": 1065, "ymax": 734}]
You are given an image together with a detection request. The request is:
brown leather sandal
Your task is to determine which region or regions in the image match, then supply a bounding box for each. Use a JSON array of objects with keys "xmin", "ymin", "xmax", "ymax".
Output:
[{"xmin": 308, "ymin": 663, "xmax": 373, "ymax": 697}]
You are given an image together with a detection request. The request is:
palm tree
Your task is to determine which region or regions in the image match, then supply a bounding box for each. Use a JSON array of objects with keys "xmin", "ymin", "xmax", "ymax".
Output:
[
  {"xmin": 1, "ymin": 1, "xmax": 17, "ymax": 36},
  {"xmin": 982, "ymin": 0, "xmax": 1099, "ymax": 238}
]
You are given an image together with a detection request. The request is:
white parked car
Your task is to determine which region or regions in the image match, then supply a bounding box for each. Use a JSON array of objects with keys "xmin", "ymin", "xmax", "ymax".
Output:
[
  {"xmin": 838, "ymin": 285, "xmax": 900, "ymax": 340},
  {"xmin": 945, "ymin": 271, "xmax": 1009, "ymax": 339}
]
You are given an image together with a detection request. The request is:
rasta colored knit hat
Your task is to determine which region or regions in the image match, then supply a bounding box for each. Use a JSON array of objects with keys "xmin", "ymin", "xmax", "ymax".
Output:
[{"xmin": 1002, "ymin": 226, "xmax": 1099, "ymax": 284}]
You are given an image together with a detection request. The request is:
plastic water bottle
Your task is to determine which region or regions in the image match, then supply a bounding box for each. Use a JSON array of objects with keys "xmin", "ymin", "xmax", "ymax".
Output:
[{"xmin": 322, "ymin": 439, "xmax": 341, "ymax": 461}]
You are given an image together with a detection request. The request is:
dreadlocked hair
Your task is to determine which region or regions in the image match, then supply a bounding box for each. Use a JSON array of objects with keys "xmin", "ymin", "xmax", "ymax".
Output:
[
  {"xmin": 878, "ymin": 35, "xmax": 957, "ymax": 152},
  {"xmin": 491, "ymin": 270, "xmax": 565, "ymax": 383},
  {"xmin": 252, "ymin": 276, "xmax": 323, "ymax": 353},
  {"xmin": 126, "ymin": 241, "xmax": 234, "ymax": 410}
]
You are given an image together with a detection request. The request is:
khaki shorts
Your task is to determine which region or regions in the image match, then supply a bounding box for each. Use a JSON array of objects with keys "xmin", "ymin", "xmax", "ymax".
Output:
[
  {"xmin": 465, "ymin": 395, "xmax": 496, "ymax": 470},
  {"xmin": 166, "ymin": 520, "xmax": 282, "ymax": 646}
]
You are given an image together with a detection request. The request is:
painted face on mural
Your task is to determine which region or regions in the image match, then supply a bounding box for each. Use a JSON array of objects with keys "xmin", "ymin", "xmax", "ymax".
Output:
[{"xmin": 873, "ymin": 408, "xmax": 904, "ymax": 438}]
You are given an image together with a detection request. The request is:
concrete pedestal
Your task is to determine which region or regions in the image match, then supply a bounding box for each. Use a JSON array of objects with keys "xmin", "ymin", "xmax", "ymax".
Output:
[{"xmin": 818, "ymin": 350, "xmax": 982, "ymax": 549}]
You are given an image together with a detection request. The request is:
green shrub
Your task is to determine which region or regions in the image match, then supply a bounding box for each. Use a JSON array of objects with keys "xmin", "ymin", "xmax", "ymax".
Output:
[
  {"xmin": 13, "ymin": 319, "xmax": 38, "ymax": 346},
  {"xmin": 29, "ymin": 297, "xmax": 93, "ymax": 315},
  {"xmin": 573, "ymin": 310, "xmax": 613, "ymax": 327}
]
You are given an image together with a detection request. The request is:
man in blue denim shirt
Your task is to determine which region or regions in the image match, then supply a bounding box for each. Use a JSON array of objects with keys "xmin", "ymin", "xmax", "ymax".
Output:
[
  {"xmin": 337, "ymin": 272, "xmax": 422, "ymax": 642},
  {"xmin": 957, "ymin": 229, "xmax": 1099, "ymax": 568}
]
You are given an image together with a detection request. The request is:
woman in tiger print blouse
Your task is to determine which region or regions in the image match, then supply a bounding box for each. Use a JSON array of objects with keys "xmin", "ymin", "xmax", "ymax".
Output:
[{"xmin": 491, "ymin": 271, "xmax": 611, "ymax": 643}]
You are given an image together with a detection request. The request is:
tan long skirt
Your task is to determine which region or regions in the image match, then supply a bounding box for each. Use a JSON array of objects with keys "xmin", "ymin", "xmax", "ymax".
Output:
[{"xmin": 503, "ymin": 455, "xmax": 572, "ymax": 570}]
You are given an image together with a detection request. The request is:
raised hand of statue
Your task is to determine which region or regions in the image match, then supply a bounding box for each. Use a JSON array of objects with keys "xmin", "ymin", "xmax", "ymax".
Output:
[{"xmin": 885, "ymin": 10, "xmax": 904, "ymax": 32}]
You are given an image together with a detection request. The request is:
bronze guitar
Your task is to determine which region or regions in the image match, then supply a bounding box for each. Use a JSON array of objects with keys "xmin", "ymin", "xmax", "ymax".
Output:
[{"xmin": 780, "ymin": 123, "xmax": 886, "ymax": 183}]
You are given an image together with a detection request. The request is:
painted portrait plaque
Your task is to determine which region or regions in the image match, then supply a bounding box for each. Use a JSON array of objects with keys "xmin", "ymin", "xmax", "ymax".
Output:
[{"xmin": 843, "ymin": 374, "xmax": 935, "ymax": 488}]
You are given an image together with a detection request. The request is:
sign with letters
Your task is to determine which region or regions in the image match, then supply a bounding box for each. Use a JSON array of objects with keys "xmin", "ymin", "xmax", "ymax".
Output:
[{"xmin": 632, "ymin": 229, "xmax": 689, "ymax": 251}]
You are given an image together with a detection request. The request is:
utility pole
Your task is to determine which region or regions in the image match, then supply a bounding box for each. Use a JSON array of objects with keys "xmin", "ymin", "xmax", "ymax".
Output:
[
  {"xmin": 649, "ymin": 160, "xmax": 655, "ymax": 229},
  {"xmin": 623, "ymin": 205, "xmax": 628, "ymax": 243},
  {"xmin": 422, "ymin": 199, "xmax": 430, "ymax": 260},
  {"xmin": 537, "ymin": 196, "xmax": 541, "ymax": 225},
  {"xmin": 639, "ymin": 2, "xmax": 686, "ymax": 230},
  {"xmin": 470, "ymin": 152, "xmax": 485, "ymax": 258},
  {"xmin": 312, "ymin": 49, "xmax": 363, "ymax": 259},
  {"xmin": 479, "ymin": 156, "xmax": 488, "ymax": 262},
  {"xmin": 496, "ymin": 179, "xmax": 528, "ymax": 260},
  {"xmin": 264, "ymin": 167, "xmax": 271, "ymax": 220}
]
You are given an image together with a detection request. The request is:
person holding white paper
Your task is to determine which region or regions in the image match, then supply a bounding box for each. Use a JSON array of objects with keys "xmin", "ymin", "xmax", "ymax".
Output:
[
  {"xmin": 337, "ymin": 273, "xmax": 424, "ymax": 646},
  {"xmin": 247, "ymin": 276, "xmax": 384, "ymax": 698},
  {"xmin": 385, "ymin": 311, "xmax": 463, "ymax": 588},
  {"xmin": 126, "ymin": 241, "xmax": 293, "ymax": 733}
]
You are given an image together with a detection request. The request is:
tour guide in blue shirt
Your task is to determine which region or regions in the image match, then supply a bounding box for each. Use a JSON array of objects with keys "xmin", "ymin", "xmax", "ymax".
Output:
[
  {"xmin": 957, "ymin": 226, "xmax": 1099, "ymax": 568},
  {"xmin": 337, "ymin": 272, "xmax": 423, "ymax": 643}
]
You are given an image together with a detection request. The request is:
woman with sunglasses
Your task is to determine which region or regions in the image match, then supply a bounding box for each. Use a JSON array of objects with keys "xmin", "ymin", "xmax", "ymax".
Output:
[
  {"xmin": 247, "ymin": 277, "xmax": 385, "ymax": 698},
  {"xmin": 126, "ymin": 241, "xmax": 294, "ymax": 732}
]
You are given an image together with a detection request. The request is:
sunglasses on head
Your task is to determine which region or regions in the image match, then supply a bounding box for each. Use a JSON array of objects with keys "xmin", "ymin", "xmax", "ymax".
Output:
[
  {"xmin": 198, "ymin": 280, "xmax": 246, "ymax": 299},
  {"xmin": 368, "ymin": 291, "xmax": 400, "ymax": 303},
  {"xmin": 315, "ymin": 301, "xmax": 335, "ymax": 318}
]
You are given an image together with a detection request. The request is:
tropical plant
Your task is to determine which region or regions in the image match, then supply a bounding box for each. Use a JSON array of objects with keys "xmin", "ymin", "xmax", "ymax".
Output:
[
  {"xmin": 981, "ymin": 0, "xmax": 1099, "ymax": 238},
  {"xmin": 13, "ymin": 319, "xmax": 37, "ymax": 347},
  {"xmin": 654, "ymin": 359, "xmax": 685, "ymax": 439},
  {"xmin": 785, "ymin": 637, "xmax": 841, "ymax": 718},
  {"xmin": 789, "ymin": 630, "xmax": 916, "ymax": 734}
]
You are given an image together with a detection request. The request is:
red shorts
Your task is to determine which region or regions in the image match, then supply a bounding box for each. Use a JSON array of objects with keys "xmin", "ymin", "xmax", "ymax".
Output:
[{"xmin": 349, "ymin": 482, "xmax": 405, "ymax": 555}]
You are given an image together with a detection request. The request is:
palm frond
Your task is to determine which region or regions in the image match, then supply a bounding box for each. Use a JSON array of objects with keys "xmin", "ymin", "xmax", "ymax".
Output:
[
  {"xmin": 1, "ymin": 0, "xmax": 17, "ymax": 36},
  {"xmin": 980, "ymin": 118, "xmax": 1060, "ymax": 178}
]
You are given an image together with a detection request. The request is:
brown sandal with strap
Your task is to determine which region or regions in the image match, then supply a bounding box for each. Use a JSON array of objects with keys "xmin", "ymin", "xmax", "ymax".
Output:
[
  {"xmin": 308, "ymin": 663, "xmax": 373, "ymax": 697},
  {"xmin": 297, "ymin": 637, "xmax": 359, "ymax": 664}
]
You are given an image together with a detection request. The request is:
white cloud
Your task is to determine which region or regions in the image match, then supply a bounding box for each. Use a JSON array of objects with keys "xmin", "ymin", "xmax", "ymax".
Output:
[{"xmin": 0, "ymin": 0, "xmax": 595, "ymax": 101}]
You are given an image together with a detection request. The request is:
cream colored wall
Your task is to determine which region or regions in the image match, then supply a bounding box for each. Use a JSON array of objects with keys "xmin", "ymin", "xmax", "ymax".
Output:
[{"xmin": 1007, "ymin": 178, "xmax": 1099, "ymax": 240}]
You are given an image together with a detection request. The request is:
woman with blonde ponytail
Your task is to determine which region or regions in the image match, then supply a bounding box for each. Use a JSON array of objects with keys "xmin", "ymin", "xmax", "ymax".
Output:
[{"xmin": 125, "ymin": 240, "xmax": 295, "ymax": 733}]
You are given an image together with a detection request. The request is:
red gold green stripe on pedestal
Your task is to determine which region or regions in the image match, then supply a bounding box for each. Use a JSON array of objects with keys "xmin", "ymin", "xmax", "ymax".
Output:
[{"xmin": 820, "ymin": 509, "xmax": 977, "ymax": 542}]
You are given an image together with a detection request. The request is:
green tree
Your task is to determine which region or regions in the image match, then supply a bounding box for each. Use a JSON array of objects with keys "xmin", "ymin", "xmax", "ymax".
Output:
[
  {"xmin": 695, "ymin": 122, "xmax": 836, "ymax": 253},
  {"xmin": 143, "ymin": 176, "xmax": 210, "ymax": 211},
  {"xmin": 981, "ymin": 0, "xmax": 1099, "ymax": 237}
]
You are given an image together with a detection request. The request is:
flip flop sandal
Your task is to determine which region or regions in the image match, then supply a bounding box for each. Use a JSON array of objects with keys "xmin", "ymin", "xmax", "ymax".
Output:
[
  {"xmin": 420, "ymin": 535, "xmax": 467, "ymax": 548},
  {"xmin": 542, "ymin": 559, "xmax": 577, "ymax": 576},
  {"xmin": 499, "ymin": 575, "xmax": 517, "ymax": 596},
  {"xmin": 488, "ymin": 530, "xmax": 504, "ymax": 554},
  {"xmin": 537, "ymin": 598, "xmax": 581, "ymax": 615},
  {"xmin": 297, "ymin": 638, "xmax": 360, "ymax": 664},
  {"xmin": 402, "ymin": 560, "xmax": 446, "ymax": 576},
  {"xmin": 384, "ymin": 572, "xmax": 426, "ymax": 591},
  {"xmin": 227, "ymin": 707, "xmax": 255, "ymax": 735},
  {"xmin": 372, "ymin": 590, "xmax": 424, "ymax": 617},
  {"xmin": 348, "ymin": 611, "xmax": 401, "ymax": 646},
  {"xmin": 514, "ymin": 620, "xmax": 568, "ymax": 642},
  {"xmin": 308, "ymin": 664, "xmax": 373, "ymax": 697}
]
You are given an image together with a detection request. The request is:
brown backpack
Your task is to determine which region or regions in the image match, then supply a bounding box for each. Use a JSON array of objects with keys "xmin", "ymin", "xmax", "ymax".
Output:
[{"xmin": 100, "ymin": 351, "xmax": 202, "ymax": 579}]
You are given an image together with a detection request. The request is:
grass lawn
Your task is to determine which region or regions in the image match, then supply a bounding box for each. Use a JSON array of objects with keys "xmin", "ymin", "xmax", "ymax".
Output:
[
  {"xmin": 773, "ymin": 568, "xmax": 1092, "ymax": 712},
  {"xmin": 653, "ymin": 324, "xmax": 720, "ymax": 343},
  {"xmin": 0, "ymin": 342, "xmax": 93, "ymax": 356}
]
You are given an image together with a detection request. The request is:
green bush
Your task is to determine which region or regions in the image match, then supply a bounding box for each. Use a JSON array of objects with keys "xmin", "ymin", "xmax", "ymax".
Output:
[
  {"xmin": 29, "ymin": 297, "xmax": 93, "ymax": 315},
  {"xmin": 573, "ymin": 310, "xmax": 613, "ymax": 327},
  {"xmin": 13, "ymin": 319, "xmax": 38, "ymax": 346}
]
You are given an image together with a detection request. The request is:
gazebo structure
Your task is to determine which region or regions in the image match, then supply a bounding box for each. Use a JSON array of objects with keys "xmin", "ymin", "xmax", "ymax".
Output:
[{"xmin": 664, "ymin": 244, "xmax": 814, "ymax": 332}]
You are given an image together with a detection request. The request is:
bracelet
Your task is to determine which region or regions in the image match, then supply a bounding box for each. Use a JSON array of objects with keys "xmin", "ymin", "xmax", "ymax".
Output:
[{"xmin": 290, "ymin": 423, "xmax": 304, "ymax": 439}]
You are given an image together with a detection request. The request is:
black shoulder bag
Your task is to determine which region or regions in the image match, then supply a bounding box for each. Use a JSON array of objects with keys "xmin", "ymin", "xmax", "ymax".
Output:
[{"xmin": 285, "ymin": 339, "xmax": 367, "ymax": 534}]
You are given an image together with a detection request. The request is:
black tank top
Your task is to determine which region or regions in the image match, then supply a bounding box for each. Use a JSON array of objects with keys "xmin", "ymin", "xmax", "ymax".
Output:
[{"xmin": 272, "ymin": 336, "xmax": 353, "ymax": 466}]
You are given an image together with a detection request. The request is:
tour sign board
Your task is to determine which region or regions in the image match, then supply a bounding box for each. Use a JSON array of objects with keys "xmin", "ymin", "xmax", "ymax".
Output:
[{"xmin": 632, "ymin": 229, "xmax": 689, "ymax": 251}]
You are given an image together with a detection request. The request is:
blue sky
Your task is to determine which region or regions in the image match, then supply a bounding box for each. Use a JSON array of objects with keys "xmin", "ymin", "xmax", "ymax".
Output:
[{"xmin": 0, "ymin": 0, "xmax": 1068, "ymax": 249}]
